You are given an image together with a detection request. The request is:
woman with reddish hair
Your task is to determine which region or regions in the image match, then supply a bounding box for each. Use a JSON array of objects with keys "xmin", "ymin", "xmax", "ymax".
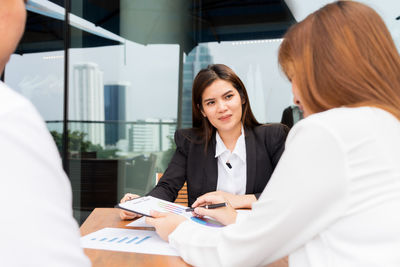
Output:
[{"xmin": 147, "ymin": 2, "xmax": 400, "ymax": 266}]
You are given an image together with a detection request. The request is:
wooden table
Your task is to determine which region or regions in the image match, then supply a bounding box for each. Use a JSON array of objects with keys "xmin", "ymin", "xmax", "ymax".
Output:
[
  {"xmin": 80, "ymin": 208, "xmax": 288, "ymax": 267},
  {"xmin": 80, "ymin": 208, "xmax": 190, "ymax": 267}
]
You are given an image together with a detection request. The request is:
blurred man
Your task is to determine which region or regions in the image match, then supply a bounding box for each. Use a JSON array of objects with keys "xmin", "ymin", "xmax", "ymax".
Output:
[{"xmin": 0, "ymin": 0, "xmax": 90, "ymax": 265}]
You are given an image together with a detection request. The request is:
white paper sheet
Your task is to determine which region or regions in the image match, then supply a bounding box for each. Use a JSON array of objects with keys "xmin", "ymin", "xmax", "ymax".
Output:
[
  {"xmin": 81, "ymin": 227, "xmax": 178, "ymax": 256},
  {"xmin": 126, "ymin": 217, "xmax": 150, "ymax": 227}
]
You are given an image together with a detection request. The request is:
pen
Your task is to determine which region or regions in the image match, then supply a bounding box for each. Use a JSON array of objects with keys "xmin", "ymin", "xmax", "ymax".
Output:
[{"xmin": 185, "ymin": 202, "xmax": 227, "ymax": 212}]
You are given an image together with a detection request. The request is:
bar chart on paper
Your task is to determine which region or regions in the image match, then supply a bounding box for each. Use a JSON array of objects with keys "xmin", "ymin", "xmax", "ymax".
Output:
[
  {"xmin": 158, "ymin": 201, "xmax": 186, "ymax": 214},
  {"xmin": 81, "ymin": 227, "xmax": 178, "ymax": 256}
]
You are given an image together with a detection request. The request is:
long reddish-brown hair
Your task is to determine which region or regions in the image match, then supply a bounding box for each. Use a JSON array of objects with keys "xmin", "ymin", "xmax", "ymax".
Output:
[{"xmin": 278, "ymin": 1, "xmax": 400, "ymax": 120}]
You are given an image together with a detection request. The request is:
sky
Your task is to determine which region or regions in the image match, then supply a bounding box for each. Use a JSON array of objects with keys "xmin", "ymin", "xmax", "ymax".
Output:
[
  {"xmin": 4, "ymin": 0, "xmax": 400, "ymax": 124},
  {"xmin": 5, "ymin": 39, "xmax": 292, "ymax": 124},
  {"xmin": 6, "ymin": 42, "xmax": 180, "ymax": 121}
]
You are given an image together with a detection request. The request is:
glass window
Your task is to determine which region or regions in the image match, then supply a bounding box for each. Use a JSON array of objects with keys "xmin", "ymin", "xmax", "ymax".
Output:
[
  {"xmin": 5, "ymin": 0, "xmax": 296, "ymax": 224},
  {"xmin": 68, "ymin": 0, "xmax": 181, "ymax": 222}
]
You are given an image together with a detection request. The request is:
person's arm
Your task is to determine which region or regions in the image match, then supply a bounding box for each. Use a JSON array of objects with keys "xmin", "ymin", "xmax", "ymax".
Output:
[
  {"xmin": 168, "ymin": 120, "xmax": 348, "ymax": 267},
  {"xmin": 119, "ymin": 130, "xmax": 189, "ymax": 220},
  {"xmin": 192, "ymin": 191, "xmax": 256, "ymax": 209},
  {"xmin": 119, "ymin": 193, "xmax": 141, "ymax": 220},
  {"xmin": 146, "ymin": 129, "xmax": 189, "ymax": 202},
  {"xmin": 120, "ymin": 129, "xmax": 191, "ymax": 220}
]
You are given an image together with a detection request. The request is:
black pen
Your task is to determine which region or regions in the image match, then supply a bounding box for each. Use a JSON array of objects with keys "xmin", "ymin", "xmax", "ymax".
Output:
[{"xmin": 185, "ymin": 202, "xmax": 227, "ymax": 212}]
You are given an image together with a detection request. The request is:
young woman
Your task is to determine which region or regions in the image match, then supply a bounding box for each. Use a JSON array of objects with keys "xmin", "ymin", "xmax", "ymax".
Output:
[
  {"xmin": 120, "ymin": 64, "xmax": 288, "ymax": 219},
  {"xmin": 146, "ymin": 2, "xmax": 400, "ymax": 266}
]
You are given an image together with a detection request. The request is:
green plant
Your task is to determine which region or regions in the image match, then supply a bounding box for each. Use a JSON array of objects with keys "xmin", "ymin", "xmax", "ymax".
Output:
[{"xmin": 50, "ymin": 130, "xmax": 119, "ymax": 159}]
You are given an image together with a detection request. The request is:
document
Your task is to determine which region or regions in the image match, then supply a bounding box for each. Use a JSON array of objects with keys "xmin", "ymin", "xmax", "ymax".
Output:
[
  {"xmin": 81, "ymin": 227, "xmax": 178, "ymax": 256},
  {"xmin": 126, "ymin": 217, "xmax": 149, "ymax": 227},
  {"xmin": 117, "ymin": 196, "xmax": 225, "ymax": 228},
  {"xmin": 116, "ymin": 196, "xmax": 192, "ymax": 218},
  {"xmin": 125, "ymin": 207, "xmax": 251, "ymax": 228}
]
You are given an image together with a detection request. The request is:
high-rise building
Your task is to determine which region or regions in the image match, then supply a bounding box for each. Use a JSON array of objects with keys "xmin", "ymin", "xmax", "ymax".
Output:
[
  {"xmin": 70, "ymin": 62, "xmax": 105, "ymax": 147},
  {"xmin": 128, "ymin": 119, "xmax": 176, "ymax": 152},
  {"xmin": 181, "ymin": 44, "xmax": 213, "ymax": 128},
  {"xmin": 104, "ymin": 82, "xmax": 129, "ymax": 146}
]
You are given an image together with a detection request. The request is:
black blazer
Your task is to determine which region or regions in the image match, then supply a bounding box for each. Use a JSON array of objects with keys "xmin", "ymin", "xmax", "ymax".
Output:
[
  {"xmin": 147, "ymin": 124, "xmax": 288, "ymax": 206},
  {"xmin": 281, "ymin": 106, "xmax": 295, "ymax": 129}
]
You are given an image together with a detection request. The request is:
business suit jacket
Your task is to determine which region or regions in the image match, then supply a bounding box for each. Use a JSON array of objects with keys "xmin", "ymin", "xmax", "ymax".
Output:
[{"xmin": 147, "ymin": 124, "xmax": 288, "ymax": 206}]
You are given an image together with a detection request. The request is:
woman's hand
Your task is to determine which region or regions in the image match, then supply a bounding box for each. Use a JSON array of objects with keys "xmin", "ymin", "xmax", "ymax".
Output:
[
  {"xmin": 145, "ymin": 211, "xmax": 187, "ymax": 241},
  {"xmin": 192, "ymin": 194, "xmax": 238, "ymax": 225},
  {"xmin": 119, "ymin": 193, "xmax": 141, "ymax": 220},
  {"xmin": 193, "ymin": 191, "xmax": 256, "ymax": 209}
]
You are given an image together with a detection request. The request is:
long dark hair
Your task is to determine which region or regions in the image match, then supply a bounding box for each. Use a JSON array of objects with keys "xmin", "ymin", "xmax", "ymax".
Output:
[
  {"xmin": 278, "ymin": 1, "xmax": 400, "ymax": 119},
  {"xmin": 191, "ymin": 64, "xmax": 260, "ymax": 148}
]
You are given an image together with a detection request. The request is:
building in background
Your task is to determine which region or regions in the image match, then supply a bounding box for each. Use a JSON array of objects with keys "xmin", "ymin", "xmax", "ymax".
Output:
[
  {"xmin": 104, "ymin": 82, "xmax": 129, "ymax": 146},
  {"xmin": 70, "ymin": 62, "xmax": 105, "ymax": 147},
  {"xmin": 181, "ymin": 44, "xmax": 213, "ymax": 128},
  {"xmin": 128, "ymin": 119, "xmax": 176, "ymax": 152}
]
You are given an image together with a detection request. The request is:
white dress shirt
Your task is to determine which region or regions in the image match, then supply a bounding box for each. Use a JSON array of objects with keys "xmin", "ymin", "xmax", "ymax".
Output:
[
  {"xmin": 215, "ymin": 127, "xmax": 247, "ymax": 195},
  {"xmin": 0, "ymin": 82, "xmax": 90, "ymax": 266},
  {"xmin": 169, "ymin": 107, "xmax": 400, "ymax": 267}
]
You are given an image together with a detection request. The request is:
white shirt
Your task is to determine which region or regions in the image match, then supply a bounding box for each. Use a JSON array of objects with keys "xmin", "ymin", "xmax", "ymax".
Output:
[
  {"xmin": 169, "ymin": 107, "xmax": 400, "ymax": 267},
  {"xmin": 215, "ymin": 127, "xmax": 246, "ymax": 195},
  {"xmin": 0, "ymin": 82, "xmax": 90, "ymax": 267}
]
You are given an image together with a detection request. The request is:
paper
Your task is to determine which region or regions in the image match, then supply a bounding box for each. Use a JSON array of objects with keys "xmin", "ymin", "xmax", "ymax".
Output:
[
  {"xmin": 126, "ymin": 217, "xmax": 150, "ymax": 227},
  {"xmin": 81, "ymin": 227, "xmax": 178, "ymax": 256},
  {"xmin": 119, "ymin": 196, "xmax": 250, "ymax": 228},
  {"xmin": 117, "ymin": 196, "xmax": 192, "ymax": 218}
]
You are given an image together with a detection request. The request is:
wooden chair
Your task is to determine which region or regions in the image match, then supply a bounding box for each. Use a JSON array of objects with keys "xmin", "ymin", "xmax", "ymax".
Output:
[
  {"xmin": 156, "ymin": 173, "xmax": 188, "ymax": 207},
  {"xmin": 174, "ymin": 182, "xmax": 188, "ymax": 206}
]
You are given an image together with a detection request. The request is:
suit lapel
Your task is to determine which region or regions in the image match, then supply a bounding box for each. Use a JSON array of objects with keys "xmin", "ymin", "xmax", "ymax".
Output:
[
  {"xmin": 203, "ymin": 132, "xmax": 218, "ymax": 192},
  {"xmin": 245, "ymin": 127, "xmax": 257, "ymax": 194}
]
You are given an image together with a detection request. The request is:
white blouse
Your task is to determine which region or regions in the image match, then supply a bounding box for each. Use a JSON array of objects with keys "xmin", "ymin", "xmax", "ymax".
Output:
[
  {"xmin": 215, "ymin": 127, "xmax": 247, "ymax": 195},
  {"xmin": 168, "ymin": 107, "xmax": 400, "ymax": 267}
]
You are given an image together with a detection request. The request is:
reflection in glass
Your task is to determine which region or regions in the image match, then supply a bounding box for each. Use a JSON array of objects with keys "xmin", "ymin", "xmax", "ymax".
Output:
[
  {"xmin": 6, "ymin": 0, "xmax": 297, "ymax": 224},
  {"xmin": 5, "ymin": 52, "xmax": 65, "ymax": 122}
]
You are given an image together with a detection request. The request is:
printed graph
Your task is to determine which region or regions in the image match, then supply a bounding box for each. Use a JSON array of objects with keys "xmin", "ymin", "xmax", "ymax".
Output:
[
  {"xmin": 90, "ymin": 235, "xmax": 152, "ymax": 245},
  {"xmin": 119, "ymin": 196, "xmax": 190, "ymax": 218},
  {"xmin": 191, "ymin": 216, "xmax": 224, "ymax": 227},
  {"xmin": 81, "ymin": 228, "xmax": 179, "ymax": 256},
  {"xmin": 158, "ymin": 201, "xmax": 186, "ymax": 214}
]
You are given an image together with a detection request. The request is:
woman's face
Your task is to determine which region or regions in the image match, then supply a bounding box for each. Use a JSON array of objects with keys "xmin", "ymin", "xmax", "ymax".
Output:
[
  {"xmin": 0, "ymin": 0, "xmax": 27, "ymax": 73},
  {"xmin": 200, "ymin": 79, "xmax": 243, "ymax": 135},
  {"xmin": 292, "ymin": 78, "xmax": 311, "ymax": 117}
]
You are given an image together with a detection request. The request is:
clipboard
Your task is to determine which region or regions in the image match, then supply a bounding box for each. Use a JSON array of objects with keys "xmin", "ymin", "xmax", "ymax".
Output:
[{"xmin": 115, "ymin": 196, "xmax": 190, "ymax": 218}]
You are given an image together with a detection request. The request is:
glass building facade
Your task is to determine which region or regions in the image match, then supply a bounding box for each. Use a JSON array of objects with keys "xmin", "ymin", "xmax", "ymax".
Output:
[{"xmin": 4, "ymin": 0, "xmax": 299, "ymax": 224}]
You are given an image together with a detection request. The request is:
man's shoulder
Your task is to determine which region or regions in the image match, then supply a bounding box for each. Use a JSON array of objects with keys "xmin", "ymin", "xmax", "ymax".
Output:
[
  {"xmin": 0, "ymin": 82, "xmax": 59, "ymax": 157},
  {"xmin": 0, "ymin": 82, "xmax": 35, "ymax": 116}
]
